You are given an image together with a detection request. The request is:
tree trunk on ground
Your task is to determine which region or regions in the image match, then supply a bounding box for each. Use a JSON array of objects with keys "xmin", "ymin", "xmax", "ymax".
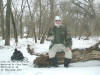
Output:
[
  {"xmin": 34, "ymin": 41, "xmax": 100, "ymax": 67},
  {"xmin": 5, "ymin": 0, "xmax": 11, "ymax": 45}
]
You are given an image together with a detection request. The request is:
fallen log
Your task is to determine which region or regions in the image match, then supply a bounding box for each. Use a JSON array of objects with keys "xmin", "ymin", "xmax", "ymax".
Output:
[{"xmin": 34, "ymin": 41, "xmax": 100, "ymax": 67}]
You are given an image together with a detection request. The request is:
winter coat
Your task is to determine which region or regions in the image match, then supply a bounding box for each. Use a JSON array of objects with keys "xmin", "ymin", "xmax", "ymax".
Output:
[{"xmin": 48, "ymin": 25, "xmax": 72, "ymax": 49}]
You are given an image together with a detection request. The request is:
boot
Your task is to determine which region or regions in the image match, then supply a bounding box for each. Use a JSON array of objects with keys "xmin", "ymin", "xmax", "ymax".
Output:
[
  {"xmin": 64, "ymin": 58, "xmax": 71, "ymax": 67},
  {"xmin": 50, "ymin": 57, "xmax": 58, "ymax": 67}
]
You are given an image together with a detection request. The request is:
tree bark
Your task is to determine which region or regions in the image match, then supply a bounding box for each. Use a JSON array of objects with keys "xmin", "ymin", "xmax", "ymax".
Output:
[
  {"xmin": 26, "ymin": 0, "xmax": 37, "ymax": 43},
  {"xmin": 0, "ymin": 0, "xmax": 5, "ymax": 39},
  {"xmin": 10, "ymin": 9, "xmax": 18, "ymax": 44},
  {"xmin": 5, "ymin": 0, "xmax": 11, "ymax": 45},
  {"xmin": 38, "ymin": 0, "xmax": 42, "ymax": 40},
  {"xmin": 19, "ymin": 0, "xmax": 25, "ymax": 38}
]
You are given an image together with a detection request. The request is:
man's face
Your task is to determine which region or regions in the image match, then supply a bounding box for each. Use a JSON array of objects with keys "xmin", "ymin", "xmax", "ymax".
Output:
[{"xmin": 55, "ymin": 20, "xmax": 61, "ymax": 25}]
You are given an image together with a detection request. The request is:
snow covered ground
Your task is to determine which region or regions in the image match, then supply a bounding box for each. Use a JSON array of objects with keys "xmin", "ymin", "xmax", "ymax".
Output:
[{"xmin": 0, "ymin": 37, "xmax": 100, "ymax": 75}]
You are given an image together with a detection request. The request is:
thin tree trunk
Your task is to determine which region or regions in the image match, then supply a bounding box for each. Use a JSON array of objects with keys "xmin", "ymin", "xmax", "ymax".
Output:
[
  {"xmin": 38, "ymin": 0, "xmax": 42, "ymax": 40},
  {"xmin": 5, "ymin": 0, "xmax": 11, "ymax": 45},
  {"xmin": 0, "ymin": 0, "xmax": 5, "ymax": 39},
  {"xmin": 10, "ymin": 9, "xmax": 18, "ymax": 44},
  {"xmin": 49, "ymin": 0, "xmax": 54, "ymax": 26},
  {"xmin": 20, "ymin": 16, "xmax": 23, "ymax": 38},
  {"xmin": 19, "ymin": 0, "xmax": 26, "ymax": 38},
  {"xmin": 26, "ymin": 0, "xmax": 37, "ymax": 43}
]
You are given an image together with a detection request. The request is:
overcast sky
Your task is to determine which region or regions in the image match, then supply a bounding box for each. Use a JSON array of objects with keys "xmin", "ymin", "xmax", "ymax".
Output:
[{"xmin": 2, "ymin": 0, "xmax": 100, "ymax": 12}]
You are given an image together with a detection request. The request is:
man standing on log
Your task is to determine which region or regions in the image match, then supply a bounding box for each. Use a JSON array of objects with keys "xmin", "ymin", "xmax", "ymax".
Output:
[{"xmin": 48, "ymin": 16, "xmax": 72, "ymax": 67}]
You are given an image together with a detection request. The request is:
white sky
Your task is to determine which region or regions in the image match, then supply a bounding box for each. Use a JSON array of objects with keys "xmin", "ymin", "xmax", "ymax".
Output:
[{"xmin": 2, "ymin": 0, "xmax": 100, "ymax": 13}]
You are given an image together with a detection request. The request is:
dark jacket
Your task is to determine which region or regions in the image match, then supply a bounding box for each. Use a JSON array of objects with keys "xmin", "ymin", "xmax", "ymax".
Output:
[{"xmin": 48, "ymin": 25, "xmax": 72, "ymax": 49}]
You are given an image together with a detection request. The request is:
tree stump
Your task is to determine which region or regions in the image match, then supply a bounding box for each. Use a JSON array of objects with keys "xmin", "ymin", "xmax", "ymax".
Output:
[
  {"xmin": 34, "ymin": 41, "xmax": 100, "ymax": 67},
  {"xmin": 27, "ymin": 44, "xmax": 34, "ymax": 55}
]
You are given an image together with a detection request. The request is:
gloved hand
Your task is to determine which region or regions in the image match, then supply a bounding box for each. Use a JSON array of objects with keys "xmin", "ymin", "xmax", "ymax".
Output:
[
  {"xmin": 46, "ymin": 36, "xmax": 54, "ymax": 41},
  {"xmin": 66, "ymin": 47, "xmax": 71, "ymax": 51}
]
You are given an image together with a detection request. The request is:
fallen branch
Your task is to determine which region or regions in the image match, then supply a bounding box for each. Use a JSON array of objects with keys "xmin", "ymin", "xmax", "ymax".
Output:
[{"xmin": 34, "ymin": 41, "xmax": 100, "ymax": 67}]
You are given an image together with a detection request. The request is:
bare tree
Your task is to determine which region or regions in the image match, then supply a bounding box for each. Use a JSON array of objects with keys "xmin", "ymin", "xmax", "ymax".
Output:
[
  {"xmin": 26, "ymin": 0, "xmax": 37, "ymax": 43},
  {"xmin": 71, "ymin": 0, "xmax": 96, "ymax": 18},
  {"xmin": 38, "ymin": 0, "xmax": 42, "ymax": 40},
  {"xmin": 49, "ymin": 0, "xmax": 55, "ymax": 26},
  {"xmin": 5, "ymin": 0, "xmax": 12, "ymax": 45},
  {"xmin": 40, "ymin": 0, "xmax": 55, "ymax": 43},
  {"xmin": 70, "ymin": 0, "xmax": 97, "ymax": 38},
  {"xmin": 10, "ymin": 8, "xmax": 18, "ymax": 45},
  {"xmin": 19, "ymin": 0, "xmax": 26, "ymax": 38},
  {"xmin": 0, "ymin": 0, "xmax": 5, "ymax": 39}
]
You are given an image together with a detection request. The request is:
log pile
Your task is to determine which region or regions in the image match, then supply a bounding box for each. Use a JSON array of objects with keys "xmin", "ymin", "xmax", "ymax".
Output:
[{"xmin": 34, "ymin": 41, "xmax": 100, "ymax": 67}]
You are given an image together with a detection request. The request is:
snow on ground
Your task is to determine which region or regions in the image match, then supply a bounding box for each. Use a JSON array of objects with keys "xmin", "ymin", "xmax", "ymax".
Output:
[
  {"xmin": 72, "ymin": 36, "xmax": 100, "ymax": 49},
  {"xmin": 0, "ymin": 37, "xmax": 100, "ymax": 75}
]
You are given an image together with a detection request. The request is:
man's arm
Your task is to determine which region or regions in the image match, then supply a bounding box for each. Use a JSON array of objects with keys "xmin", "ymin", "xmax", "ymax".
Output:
[
  {"xmin": 47, "ymin": 26, "xmax": 55, "ymax": 41},
  {"xmin": 66, "ymin": 35, "xmax": 72, "ymax": 49},
  {"xmin": 65, "ymin": 30, "xmax": 72, "ymax": 49},
  {"xmin": 47, "ymin": 26, "xmax": 55, "ymax": 37}
]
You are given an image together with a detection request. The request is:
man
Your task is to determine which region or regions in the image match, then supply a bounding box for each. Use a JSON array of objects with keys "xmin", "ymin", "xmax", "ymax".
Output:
[{"xmin": 48, "ymin": 16, "xmax": 72, "ymax": 67}]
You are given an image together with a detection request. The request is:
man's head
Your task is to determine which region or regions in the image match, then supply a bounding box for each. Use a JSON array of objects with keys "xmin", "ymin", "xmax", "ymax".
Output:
[{"xmin": 54, "ymin": 16, "xmax": 62, "ymax": 27}]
